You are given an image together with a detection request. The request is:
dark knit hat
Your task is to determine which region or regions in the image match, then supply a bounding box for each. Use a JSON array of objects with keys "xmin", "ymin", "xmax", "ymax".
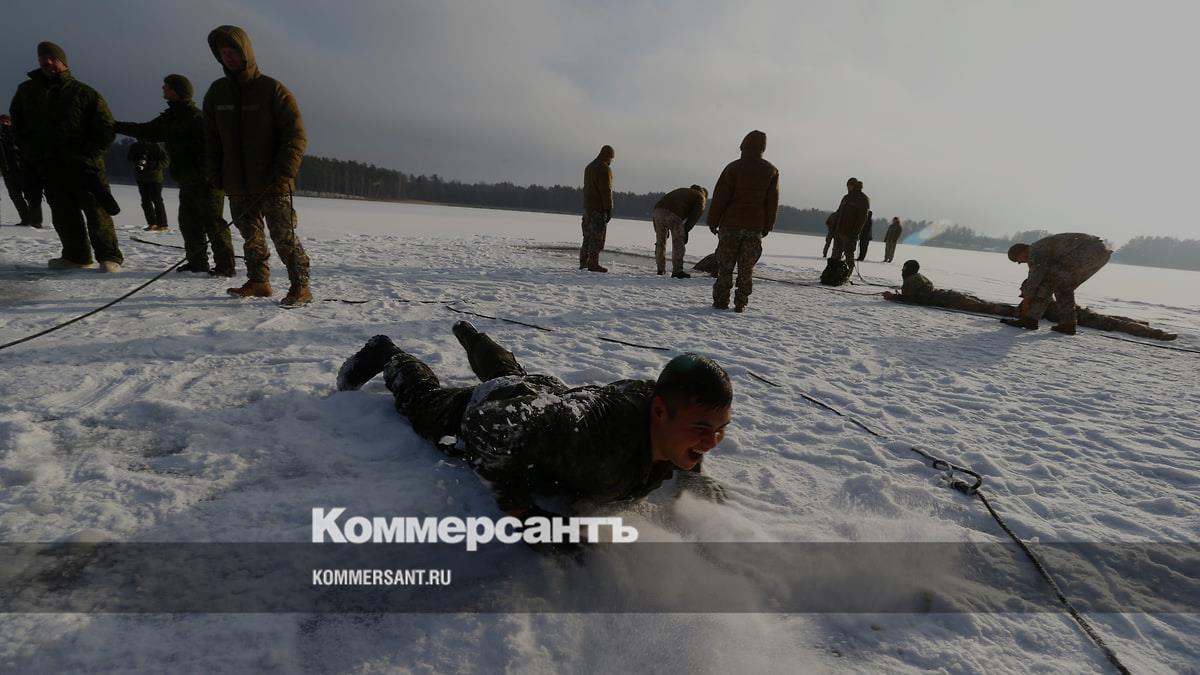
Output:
[
  {"xmin": 37, "ymin": 41, "xmax": 68, "ymax": 66},
  {"xmin": 163, "ymin": 74, "xmax": 194, "ymax": 101}
]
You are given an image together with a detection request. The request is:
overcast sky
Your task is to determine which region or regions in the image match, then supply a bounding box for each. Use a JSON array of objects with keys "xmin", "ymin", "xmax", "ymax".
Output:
[{"xmin": 5, "ymin": 1, "xmax": 1197, "ymax": 243}]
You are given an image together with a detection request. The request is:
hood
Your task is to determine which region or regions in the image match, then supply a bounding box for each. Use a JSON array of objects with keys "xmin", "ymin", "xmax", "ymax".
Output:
[
  {"xmin": 207, "ymin": 25, "xmax": 259, "ymax": 80},
  {"xmin": 597, "ymin": 144, "xmax": 615, "ymax": 162},
  {"xmin": 739, "ymin": 130, "xmax": 766, "ymax": 156}
]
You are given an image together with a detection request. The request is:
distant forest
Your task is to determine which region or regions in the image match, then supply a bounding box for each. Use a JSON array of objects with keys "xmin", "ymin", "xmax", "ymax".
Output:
[{"xmin": 103, "ymin": 140, "xmax": 1200, "ymax": 272}]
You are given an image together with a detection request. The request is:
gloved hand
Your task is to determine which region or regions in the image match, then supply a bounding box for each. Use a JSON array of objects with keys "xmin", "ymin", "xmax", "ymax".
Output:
[{"xmin": 603, "ymin": 210, "xmax": 612, "ymax": 224}]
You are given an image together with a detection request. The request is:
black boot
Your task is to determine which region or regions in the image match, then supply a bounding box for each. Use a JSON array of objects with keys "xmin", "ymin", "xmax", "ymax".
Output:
[
  {"xmin": 671, "ymin": 271, "xmax": 691, "ymax": 279},
  {"xmin": 336, "ymin": 335, "xmax": 401, "ymax": 391}
]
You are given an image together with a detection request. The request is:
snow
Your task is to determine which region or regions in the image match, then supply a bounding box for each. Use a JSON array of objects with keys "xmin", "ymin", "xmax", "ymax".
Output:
[{"xmin": 1, "ymin": 185, "xmax": 1197, "ymax": 673}]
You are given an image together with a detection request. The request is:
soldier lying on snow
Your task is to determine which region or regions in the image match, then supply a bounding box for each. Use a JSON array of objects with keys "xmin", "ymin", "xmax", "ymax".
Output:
[
  {"xmin": 884, "ymin": 260, "xmax": 1177, "ymax": 341},
  {"xmin": 336, "ymin": 322, "xmax": 732, "ymax": 543}
]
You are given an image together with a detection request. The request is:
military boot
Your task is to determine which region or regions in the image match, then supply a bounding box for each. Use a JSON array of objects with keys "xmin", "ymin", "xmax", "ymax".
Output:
[
  {"xmin": 280, "ymin": 284, "xmax": 313, "ymax": 307},
  {"xmin": 226, "ymin": 280, "xmax": 273, "ymax": 298},
  {"xmin": 1050, "ymin": 323, "xmax": 1077, "ymax": 335},
  {"xmin": 1000, "ymin": 317, "xmax": 1038, "ymax": 330},
  {"xmin": 671, "ymin": 271, "xmax": 691, "ymax": 279},
  {"xmin": 48, "ymin": 257, "xmax": 96, "ymax": 270},
  {"xmin": 336, "ymin": 335, "xmax": 400, "ymax": 391}
]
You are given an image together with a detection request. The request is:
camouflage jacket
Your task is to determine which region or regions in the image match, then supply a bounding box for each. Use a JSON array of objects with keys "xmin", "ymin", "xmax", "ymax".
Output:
[
  {"xmin": 1020, "ymin": 233, "xmax": 1110, "ymax": 299},
  {"xmin": 9, "ymin": 69, "xmax": 114, "ymax": 174},
  {"xmin": 655, "ymin": 187, "xmax": 706, "ymax": 231},
  {"xmin": 459, "ymin": 377, "xmax": 676, "ymax": 512}
]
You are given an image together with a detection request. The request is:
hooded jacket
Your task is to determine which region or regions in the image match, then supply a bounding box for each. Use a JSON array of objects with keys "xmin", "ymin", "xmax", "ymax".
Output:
[
  {"xmin": 834, "ymin": 184, "xmax": 871, "ymax": 239},
  {"xmin": 116, "ymin": 99, "xmax": 210, "ymax": 187},
  {"xmin": 202, "ymin": 25, "xmax": 306, "ymax": 195},
  {"xmin": 582, "ymin": 147, "xmax": 614, "ymax": 213},
  {"xmin": 706, "ymin": 131, "xmax": 779, "ymax": 232},
  {"xmin": 9, "ymin": 69, "xmax": 114, "ymax": 174},
  {"xmin": 885, "ymin": 220, "xmax": 903, "ymax": 244}
]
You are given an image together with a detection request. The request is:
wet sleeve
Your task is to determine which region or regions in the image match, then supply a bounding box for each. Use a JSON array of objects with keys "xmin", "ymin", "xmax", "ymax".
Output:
[{"xmin": 706, "ymin": 165, "xmax": 733, "ymax": 227}]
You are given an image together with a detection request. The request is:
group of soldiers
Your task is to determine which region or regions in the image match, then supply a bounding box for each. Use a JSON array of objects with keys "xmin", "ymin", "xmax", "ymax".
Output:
[
  {"xmin": 4, "ymin": 28, "xmax": 311, "ymax": 306},
  {"xmin": 577, "ymin": 139, "xmax": 1176, "ymax": 341}
]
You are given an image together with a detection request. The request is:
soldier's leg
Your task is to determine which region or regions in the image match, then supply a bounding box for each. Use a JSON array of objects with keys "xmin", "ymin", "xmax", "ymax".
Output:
[
  {"xmin": 856, "ymin": 239, "xmax": 867, "ymax": 261},
  {"xmin": 592, "ymin": 220, "xmax": 608, "ymax": 268},
  {"xmin": 43, "ymin": 174, "xmax": 93, "ymax": 264},
  {"xmin": 885, "ymin": 240, "xmax": 896, "ymax": 262},
  {"xmin": 151, "ymin": 183, "xmax": 168, "ymax": 228},
  {"xmin": 652, "ymin": 212, "xmax": 668, "ymax": 274},
  {"xmin": 176, "ymin": 185, "xmax": 210, "ymax": 270},
  {"xmin": 823, "ymin": 231, "xmax": 833, "ymax": 257},
  {"xmin": 712, "ymin": 230, "xmax": 739, "ymax": 308},
  {"xmin": 3, "ymin": 174, "xmax": 29, "ymax": 223},
  {"xmin": 733, "ymin": 231, "xmax": 762, "ymax": 309},
  {"xmin": 205, "ymin": 190, "xmax": 235, "ymax": 275},
  {"xmin": 22, "ymin": 172, "xmax": 43, "ymax": 227},
  {"xmin": 137, "ymin": 182, "xmax": 156, "ymax": 226},
  {"xmin": 261, "ymin": 194, "xmax": 311, "ymax": 288},
  {"xmin": 228, "ymin": 195, "xmax": 271, "ymax": 282},
  {"xmin": 1051, "ymin": 284, "xmax": 1077, "ymax": 329},
  {"xmin": 381, "ymin": 345, "xmax": 474, "ymax": 445},
  {"xmin": 452, "ymin": 321, "xmax": 527, "ymax": 381},
  {"xmin": 76, "ymin": 181, "xmax": 122, "ymax": 264},
  {"xmin": 579, "ymin": 214, "xmax": 589, "ymax": 269},
  {"xmin": 670, "ymin": 216, "xmax": 686, "ymax": 274}
]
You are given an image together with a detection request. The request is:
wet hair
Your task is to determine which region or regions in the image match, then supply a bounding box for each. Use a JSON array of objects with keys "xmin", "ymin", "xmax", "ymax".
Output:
[
  {"xmin": 1007, "ymin": 243, "xmax": 1030, "ymax": 262},
  {"xmin": 653, "ymin": 353, "xmax": 732, "ymax": 411}
]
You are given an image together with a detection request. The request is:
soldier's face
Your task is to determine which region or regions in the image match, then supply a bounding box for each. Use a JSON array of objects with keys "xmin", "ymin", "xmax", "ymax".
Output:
[
  {"xmin": 219, "ymin": 46, "xmax": 244, "ymax": 71},
  {"xmin": 651, "ymin": 398, "xmax": 732, "ymax": 470},
  {"xmin": 38, "ymin": 55, "xmax": 66, "ymax": 76},
  {"xmin": 162, "ymin": 83, "xmax": 180, "ymax": 102}
]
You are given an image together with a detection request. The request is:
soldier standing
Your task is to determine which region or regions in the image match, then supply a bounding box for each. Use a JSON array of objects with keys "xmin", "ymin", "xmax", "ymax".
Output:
[
  {"xmin": 707, "ymin": 130, "xmax": 779, "ymax": 313},
  {"xmin": 116, "ymin": 74, "xmax": 236, "ymax": 275},
  {"xmin": 883, "ymin": 217, "xmax": 902, "ymax": 262},
  {"xmin": 9, "ymin": 42, "xmax": 123, "ymax": 271},
  {"xmin": 580, "ymin": 145, "xmax": 614, "ymax": 272},
  {"xmin": 829, "ymin": 178, "xmax": 870, "ymax": 270},
  {"xmin": 203, "ymin": 25, "xmax": 312, "ymax": 306},
  {"xmin": 652, "ymin": 184, "xmax": 707, "ymax": 278},
  {"xmin": 128, "ymin": 140, "xmax": 169, "ymax": 231},
  {"xmin": 1001, "ymin": 233, "xmax": 1112, "ymax": 335}
]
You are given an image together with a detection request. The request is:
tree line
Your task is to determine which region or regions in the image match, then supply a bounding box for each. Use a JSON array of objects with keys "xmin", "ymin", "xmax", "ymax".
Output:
[{"xmin": 102, "ymin": 141, "xmax": 1200, "ymax": 271}]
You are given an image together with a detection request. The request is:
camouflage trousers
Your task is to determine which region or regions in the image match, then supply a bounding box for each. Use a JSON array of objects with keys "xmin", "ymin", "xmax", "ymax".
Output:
[
  {"xmin": 652, "ymin": 208, "xmax": 686, "ymax": 274},
  {"xmin": 713, "ymin": 228, "xmax": 763, "ymax": 309},
  {"xmin": 179, "ymin": 184, "xmax": 234, "ymax": 273},
  {"xmin": 1023, "ymin": 247, "xmax": 1111, "ymax": 326},
  {"xmin": 229, "ymin": 193, "xmax": 310, "ymax": 286},
  {"xmin": 42, "ymin": 168, "xmax": 122, "ymax": 265},
  {"xmin": 579, "ymin": 210, "xmax": 607, "ymax": 268}
]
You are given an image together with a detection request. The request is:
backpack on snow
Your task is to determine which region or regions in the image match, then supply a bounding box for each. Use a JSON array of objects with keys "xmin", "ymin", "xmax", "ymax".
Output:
[{"xmin": 820, "ymin": 259, "xmax": 851, "ymax": 286}]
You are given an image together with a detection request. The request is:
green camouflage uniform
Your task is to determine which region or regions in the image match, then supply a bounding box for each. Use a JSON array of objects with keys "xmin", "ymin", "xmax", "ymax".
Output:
[
  {"xmin": 1020, "ymin": 233, "xmax": 1112, "ymax": 327},
  {"xmin": 227, "ymin": 194, "xmax": 309, "ymax": 285},
  {"xmin": 10, "ymin": 68, "xmax": 122, "ymax": 264},
  {"xmin": 116, "ymin": 93, "xmax": 235, "ymax": 274},
  {"xmin": 894, "ymin": 272, "xmax": 1013, "ymax": 315},
  {"xmin": 580, "ymin": 147, "xmax": 613, "ymax": 269}
]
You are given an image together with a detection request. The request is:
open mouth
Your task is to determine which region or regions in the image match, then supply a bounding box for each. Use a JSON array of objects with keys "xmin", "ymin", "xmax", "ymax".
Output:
[{"xmin": 686, "ymin": 448, "xmax": 705, "ymax": 463}]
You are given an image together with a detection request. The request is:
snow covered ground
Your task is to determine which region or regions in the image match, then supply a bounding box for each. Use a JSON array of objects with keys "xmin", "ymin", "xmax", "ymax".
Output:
[{"xmin": 1, "ymin": 185, "xmax": 1197, "ymax": 673}]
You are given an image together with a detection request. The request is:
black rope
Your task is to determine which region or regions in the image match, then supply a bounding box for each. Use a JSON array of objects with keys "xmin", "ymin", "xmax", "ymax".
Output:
[
  {"xmin": 130, "ymin": 236, "xmax": 245, "ymax": 259},
  {"xmin": 0, "ymin": 257, "xmax": 186, "ymax": 352},
  {"xmin": 596, "ymin": 336, "xmax": 671, "ymax": 351},
  {"xmin": 444, "ymin": 304, "xmax": 555, "ymax": 332}
]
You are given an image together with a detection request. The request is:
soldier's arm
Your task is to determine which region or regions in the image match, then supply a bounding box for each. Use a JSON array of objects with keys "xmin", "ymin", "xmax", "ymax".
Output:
[
  {"xmin": 201, "ymin": 89, "xmax": 223, "ymax": 187},
  {"xmin": 79, "ymin": 92, "xmax": 116, "ymax": 167},
  {"xmin": 601, "ymin": 165, "xmax": 613, "ymax": 212},
  {"xmin": 682, "ymin": 194, "xmax": 704, "ymax": 231},
  {"xmin": 269, "ymin": 83, "xmax": 306, "ymax": 193},
  {"xmin": 763, "ymin": 170, "xmax": 780, "ymax": 233},
  {"xmin": 115, "ymin": 111, "xmax": 169, "ymax": 143},
  {"xmin": 706, "ymin": 166, "xmax": 734, "ymax": 229}
]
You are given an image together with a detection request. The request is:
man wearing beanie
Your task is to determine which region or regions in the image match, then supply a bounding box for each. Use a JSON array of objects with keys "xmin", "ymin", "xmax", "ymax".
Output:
[
  {"xmin": 116, "ymin": 75, "xmax": 235, "ymax": 276},
  {"xmin": 203, "ymin": 25, "xmax": 311, "ymax": 306},
  {"xmin": 9, "ymin": 41, "xmax": 123, "ymax": 271},
  {"xmin": 580, "ymin": 144, "xmax": 614, "ymax": 272},
  {"xmin": 706, "ymin": 130, "xmax": 779, "ymax": 312}
]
